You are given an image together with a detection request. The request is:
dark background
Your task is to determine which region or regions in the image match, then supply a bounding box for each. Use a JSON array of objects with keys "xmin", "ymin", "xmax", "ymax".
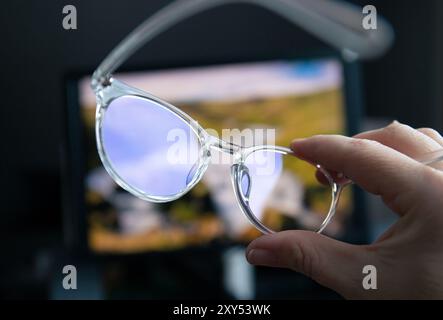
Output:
[{"xmin": 0, "ymin": 0, "xmax": 442, "ymax": 298}]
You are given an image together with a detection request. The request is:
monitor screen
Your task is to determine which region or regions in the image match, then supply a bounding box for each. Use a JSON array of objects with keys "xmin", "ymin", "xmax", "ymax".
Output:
[{"xmin": 77, "ymin": 58, "xmax": 353, "ymax": 254}]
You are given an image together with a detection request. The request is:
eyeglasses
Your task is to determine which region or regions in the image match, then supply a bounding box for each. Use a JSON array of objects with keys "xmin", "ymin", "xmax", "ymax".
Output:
[{"xmin": 92, "ymin": 0, "xmax": 395, "ymax": 235}]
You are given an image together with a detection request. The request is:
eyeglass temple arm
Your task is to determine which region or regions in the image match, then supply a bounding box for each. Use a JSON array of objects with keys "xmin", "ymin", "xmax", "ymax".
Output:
[{"xmin": 92, "ymin": 0, "xmax": 394, "ymax": 87}]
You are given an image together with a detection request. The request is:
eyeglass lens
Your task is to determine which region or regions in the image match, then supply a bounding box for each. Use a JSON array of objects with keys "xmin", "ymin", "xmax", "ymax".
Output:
[
  {"xmin": 101, "ymin": 95, "xmax": 201, "ymax": 197},
  {"xmin": 240, "ymin": 149, "xmax": 346, "ymax": 233}
]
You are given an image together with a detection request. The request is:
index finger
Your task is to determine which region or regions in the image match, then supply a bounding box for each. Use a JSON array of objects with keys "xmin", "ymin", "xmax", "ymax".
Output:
[{"xmin": 290, "ymin": 135, "xmax": 425, "ymax": 212}]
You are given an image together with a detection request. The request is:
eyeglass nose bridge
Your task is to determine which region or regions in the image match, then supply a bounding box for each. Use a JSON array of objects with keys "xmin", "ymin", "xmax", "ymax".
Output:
[{"xmin": 205, "ymin": 134, "xmax": 244, "ymax": 160}]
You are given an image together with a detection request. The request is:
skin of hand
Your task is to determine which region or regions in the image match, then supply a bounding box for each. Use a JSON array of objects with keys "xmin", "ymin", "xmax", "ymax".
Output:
[{"xmin": 245, "ymin": 121, "xmax": 443, "ymax": 299}]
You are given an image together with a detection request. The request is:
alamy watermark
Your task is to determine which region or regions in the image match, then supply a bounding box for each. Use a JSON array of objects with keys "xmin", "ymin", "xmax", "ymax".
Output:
[
  {"xmin": 62, "ymin": 264, "xmax": 77, "ymax": 290},
  {"xmin": 362, "ymin": 264, "xmax": 378, "ymax": 290},
  {"xmin": 165, "ymin": 123, "xmax": 278, "ymax": 176},
  {"xmin": 62, "ymin": 5, "xmax": 77, "ymax": 30},
  {"xmin": 362, "ymin": 5, "xmax": 377, "ymax": 30}
]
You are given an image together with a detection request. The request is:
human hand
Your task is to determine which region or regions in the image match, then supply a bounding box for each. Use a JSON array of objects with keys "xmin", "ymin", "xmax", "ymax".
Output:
[{"xmin": 246, "ymin": 122, "xmax": 443, "ymax": 299}]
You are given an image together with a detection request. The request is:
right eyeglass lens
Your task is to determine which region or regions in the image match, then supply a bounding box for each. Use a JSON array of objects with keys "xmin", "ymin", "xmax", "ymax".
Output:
[
  {"xmin": 241, "ymin": 149, "xmax": 350, "ymax": 234},
  {"xmin": 101, "ymin": 95, "xmax": 202, "ymax": 199}
]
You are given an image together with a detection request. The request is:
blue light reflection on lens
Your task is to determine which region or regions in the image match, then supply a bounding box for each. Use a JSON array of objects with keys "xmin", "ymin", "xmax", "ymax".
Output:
[
  {"xmin": 102, "ymin": 95, "xmax": 200, "ymax": 197},
  {"xmin": 242, "ymin": 151, "xmax": 283, "ymax": 220}
]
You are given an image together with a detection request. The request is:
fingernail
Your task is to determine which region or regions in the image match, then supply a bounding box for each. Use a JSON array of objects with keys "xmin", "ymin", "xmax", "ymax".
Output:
[
  {"xmin": 290, "ymin": 138, "xmax": 307, "ymax": 152},
  {"xmin": 246, "ymin": 249, "xmax": 276, "ymax": 265}
]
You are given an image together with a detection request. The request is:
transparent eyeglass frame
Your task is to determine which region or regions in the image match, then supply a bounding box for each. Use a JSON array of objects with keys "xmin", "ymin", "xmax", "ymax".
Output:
[{"xmin": 92, "ymin": 0, "xmax": 395, "ymax": 234}]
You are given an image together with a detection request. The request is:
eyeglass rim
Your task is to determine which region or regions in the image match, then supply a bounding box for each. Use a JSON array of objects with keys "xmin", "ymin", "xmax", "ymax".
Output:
[
  {"xmin": 95, "ymin": 79, "xmax": 209, "ymax": 203},
  {"xmin": 231, "ymin": 146, "xmax": 339, "ymax": 234}
]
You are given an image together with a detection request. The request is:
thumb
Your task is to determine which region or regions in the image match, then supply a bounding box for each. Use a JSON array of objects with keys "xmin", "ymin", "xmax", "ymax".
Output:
[{"xmin": 246, "ymin": 231, "xmax": 374, "ymax": 298}]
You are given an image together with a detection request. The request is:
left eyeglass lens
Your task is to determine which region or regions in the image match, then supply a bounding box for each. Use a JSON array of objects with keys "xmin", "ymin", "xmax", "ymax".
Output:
[
  {"xmin": 101, "ymin": 95, "xmax": 202, "ymax": 198},
  {"xmin": 239, "ymin": 149, "xmax": 344, "ymax": 234}
]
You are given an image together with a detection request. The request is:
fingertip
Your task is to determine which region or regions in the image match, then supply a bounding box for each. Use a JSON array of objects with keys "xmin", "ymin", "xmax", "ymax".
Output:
[
  {"xmin": 290, "ymin": 138, "xmax": 306, "ymax": 146},
  {"xmin": 246, "ymin": 248, "xmax": 277, "ymax": 266},
  {"xmin": 290, "ymin": 138, "xmax": 307, "ymax": 154},
  {"xmin": 245, "ymin": 234, "xmax": 281, "ymax": 264},
  {"xmin": 246, "ymin": 234, "xmax": 273, "ymax": 251}
]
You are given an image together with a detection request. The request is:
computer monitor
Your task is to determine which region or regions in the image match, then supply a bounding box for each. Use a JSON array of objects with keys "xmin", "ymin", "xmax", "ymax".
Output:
[{"xmin": 63, "ymin": 54, "xmax": 364, "ymax": 254}]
